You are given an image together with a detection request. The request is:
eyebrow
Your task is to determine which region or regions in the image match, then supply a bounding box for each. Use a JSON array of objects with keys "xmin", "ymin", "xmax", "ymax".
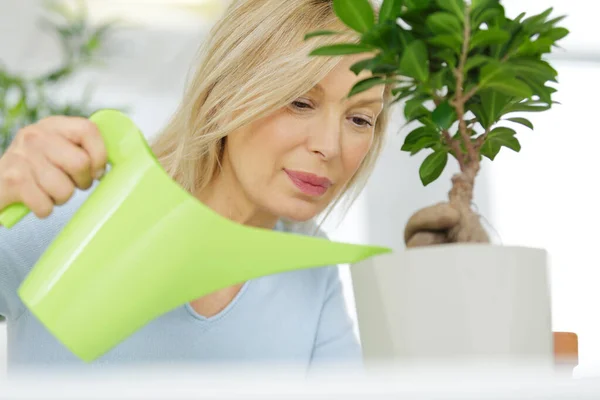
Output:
[
  {"xmin": 350, "ymin": 98, "xmax": 384, "ymax": 109},
  {"xmin": 312, "ymin": 84, "xmax": 325, "ymax": 95},
  {"xmin": 310, "ymin": 84, "xmax": 383, "ymax": 109}
]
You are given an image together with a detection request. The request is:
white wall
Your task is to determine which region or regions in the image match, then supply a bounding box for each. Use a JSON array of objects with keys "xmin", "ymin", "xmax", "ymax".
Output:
[{"xmin": 484, "ymin": 60, "xmax": 600, "ymax": 376}]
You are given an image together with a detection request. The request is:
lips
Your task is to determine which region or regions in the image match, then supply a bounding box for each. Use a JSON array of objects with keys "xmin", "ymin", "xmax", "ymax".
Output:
[{"xmin": 284, "ymin": 169, "xmax": 333, "ymax": 197}]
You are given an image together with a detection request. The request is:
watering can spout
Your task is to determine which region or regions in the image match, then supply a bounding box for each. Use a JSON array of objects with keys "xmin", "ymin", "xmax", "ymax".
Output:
[{"xmin": 0, "ymin": 109, "xmax": 391, "ymax": 362}]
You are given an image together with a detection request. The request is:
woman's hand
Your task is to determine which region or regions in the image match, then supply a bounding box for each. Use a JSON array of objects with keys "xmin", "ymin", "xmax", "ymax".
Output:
[
  {"xmin": 0, "ymin": 116, "xmax": 107, "ymax": 219},
  {"xmin": 404, "ymin": 202, "xmax": 461, "ymax": 248}
]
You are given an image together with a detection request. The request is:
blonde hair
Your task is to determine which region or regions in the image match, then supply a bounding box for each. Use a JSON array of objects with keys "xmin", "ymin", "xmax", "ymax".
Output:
[{"xmin": 151, "ymin": 0, "xmax": 393, "ymax": 219}]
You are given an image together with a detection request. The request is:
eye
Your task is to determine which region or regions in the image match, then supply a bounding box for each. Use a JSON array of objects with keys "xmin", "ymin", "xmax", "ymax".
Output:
[
  {"xmin": 350, "ymin": 116, "xmax": 373, "ymax": 128},
  {"xmin": 291, "ymin": 100, "xmax": 313, "ymax": 110}
]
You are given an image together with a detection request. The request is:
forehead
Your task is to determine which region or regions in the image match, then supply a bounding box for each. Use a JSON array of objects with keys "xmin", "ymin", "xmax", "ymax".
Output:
[{"xmin": 317, "ymin": 54, "xmax": 384, "ymax": 100}]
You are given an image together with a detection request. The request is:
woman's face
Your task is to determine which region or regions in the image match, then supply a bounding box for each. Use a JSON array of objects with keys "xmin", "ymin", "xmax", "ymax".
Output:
[{"xmin": 221, "ymin": 55, "xmax": 385, "ymax": 224}]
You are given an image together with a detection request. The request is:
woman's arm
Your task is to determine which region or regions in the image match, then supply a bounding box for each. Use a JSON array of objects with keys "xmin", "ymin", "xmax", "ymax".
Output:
[
  {"xmin": 0, "ymin": 218, "xmax": 37, "ymax": 320},
  {"xmin": 0, "ymin": 188, "xmax": 91, "ymax": 320}
]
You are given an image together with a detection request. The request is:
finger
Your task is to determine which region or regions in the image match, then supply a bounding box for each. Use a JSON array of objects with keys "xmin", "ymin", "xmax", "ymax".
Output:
[
  {"xmin": 27, "ymin": 147, "xmax": 77, "ymax": 205},
  {"xmin": 0, "ymin": 155, "xmax": 54, "ymax": 218},
  {"xmin": 19, "ymin": 174, "xmax": 55, "ymax": 219},
  {"xmin": 404, "ymin": 203, "xmax": 461, "ymax": 244},
  {"xmin": 43, "ymin": 133, "xmax": 95, "ymax": 190},
  {"xmin": 406, "ymin": 231, "xmax": 449, "ymax": 248},
  {"xmin": 37, "ymin": 116, "xmax": 107, "ymax": 179}
]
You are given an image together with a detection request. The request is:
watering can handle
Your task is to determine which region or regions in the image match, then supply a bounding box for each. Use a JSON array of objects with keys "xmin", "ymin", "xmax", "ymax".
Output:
[{"xmin": 0, "ymin": 110, "xmax": 150, "ymax": 229}]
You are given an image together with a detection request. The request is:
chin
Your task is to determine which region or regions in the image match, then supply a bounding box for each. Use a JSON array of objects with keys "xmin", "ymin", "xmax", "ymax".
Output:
[{"xmin": 269, "ymin": 198, "xmax": 324, "ymax": 223}]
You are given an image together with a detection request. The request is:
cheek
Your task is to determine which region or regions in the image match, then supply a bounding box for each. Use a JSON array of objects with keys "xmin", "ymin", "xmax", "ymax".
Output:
[
  {"xmin": 228, "ymin": 111, "xmax": 302, "ymax": 182},
  {"xmin": 251, "ymin": 112, "xmax": 303, "ymax": 150},
  {"xmin": 341, "ymin": 133, "xmax": 374, "ymax": 177}
]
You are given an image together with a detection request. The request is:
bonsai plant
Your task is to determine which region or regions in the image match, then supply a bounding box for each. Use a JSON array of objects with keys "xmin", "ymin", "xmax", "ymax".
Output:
[
  {"xmin": 306, "ymin": 0, "xmax": 568, "ymax": 246},
  {"xmin": 306, "ymin": 0, "xmax": 570, "ymax": 364},
  {"xmin": 0, "ymin": 0, "xmax": 120, "ymax": 154}
]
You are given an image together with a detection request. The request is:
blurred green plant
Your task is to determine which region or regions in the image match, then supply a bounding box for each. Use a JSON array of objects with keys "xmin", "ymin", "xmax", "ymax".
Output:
[
  {"xmin": 307, "ymin": 0, "xmax": 568, "ymax": 243},
  {"xmin": 0, "ymin": 0, "xmax": 120, "ymax": 154}
]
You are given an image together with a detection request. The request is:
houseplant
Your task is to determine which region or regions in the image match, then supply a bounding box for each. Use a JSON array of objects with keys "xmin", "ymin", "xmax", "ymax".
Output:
[
  {"xmin": 0, "ymin": 0, "xmax": 119, "ymax": 154},
  {"xmin": 307, "ymin": 0, "xmax": 569, "ymax": 365}
]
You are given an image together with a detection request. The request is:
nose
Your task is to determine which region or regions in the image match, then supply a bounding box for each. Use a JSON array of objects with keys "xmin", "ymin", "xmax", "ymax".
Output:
[{"xmin": 307, "ymin": 114, "xmax": 342, "ymax": 161}]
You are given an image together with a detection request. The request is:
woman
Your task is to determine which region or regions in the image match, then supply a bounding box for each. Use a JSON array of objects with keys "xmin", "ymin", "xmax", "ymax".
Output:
[{"xmin": 0, "ymin": 0, "xmax": 443, "ymax": 372}]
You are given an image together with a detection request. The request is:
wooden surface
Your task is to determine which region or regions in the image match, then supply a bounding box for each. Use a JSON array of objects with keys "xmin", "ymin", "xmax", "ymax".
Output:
[{"xmin": 554, "ymin": 332, "xmax": 578, "ymax": 366}]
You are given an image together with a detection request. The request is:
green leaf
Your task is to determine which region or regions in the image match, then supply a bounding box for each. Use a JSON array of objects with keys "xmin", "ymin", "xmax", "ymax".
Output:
[
  {"xmin": 480, "ymin": 127, "xmax": 521, "ymax": 160},
  {"xmin": 333, "ymin": 0, "xmax": 375, "ymax": 33},
  {"xmin": 348, "ymin": 77, "xmax": 384, "ymax": 97},
  {"xmin": 506, "ymin": 117, "xmax": 534, "ymax": 130},
  {"xmin": 545, "ymin": 15, "xmax": 567, "ymax": 27},
  {"xmin": 349, "ymin": 58, "xmax": 376, "ymax": 75},
  {"xmin": 309, "ymin": 43, "xmax": 374, "ymax": 56},
  {"xmin": 430, "ymin": 69, "xmax": 446, "ymax": 90},
  {"xmin": 490, "ymin": 126, "xmax": 517, "ymax": 137},
  {"xmin": 479, "ymin": 61, "xmax": 512, "ymax": 87},
  {"xmin": 470, "ymin": 28, "xmax": 510, "ymax": 50},
  {"xmin": 518, "ymin": 75, "xmax": 553, "ymax": 103},
  {"xmin": 396, "ymin": 30, "xmax": 415, "ymax": 49},
  {"xmin": 348, "ymin": 55, "xmax": 399, "ymax": 76},
  {"xmin": 393, "ymin": 87, "xmax": 417, "ymax": 102},
  {"xmin": 544, "ymin": 27, "xmax": 569, "ymax": 42},
  {"xmin": 348, "ymin": 77, "xmax": 396, "ymax": 97},
  {"xmin": 409, "ymin": 138, "xmax": 440, "ymax": 155},
  {"xmin": 419, "ymin": 150, "xmax": 448, "ymax": 186},
  {"xmin": 503, "ymin": 101, "xmax": 551, "ymax": 114},
  {"xmin": 418, "ymin": 116, "xmax": 439, "ymax": 131},
  {"xmin": 372, "ymin": 62, "xmax": 400, "ymax": 74},
  {"xmin": 428, "ymin": 34, "xmax": 462, "ymax": 54},
  {"xmin": 401, "ymin": 126, "xmax": 440, "ymax": 154},
  {"xmin": 479, "ymin": 89, "xmax": 508, "ymax": 128},
  {"xmin": 431, "ymin": 101, "xmax": 456, "ymax": 130},
  {"xmin": 467, "ymin": 103, "xmax": 487, "ymax": 128},
  {"xmin": 509, "ymin": 58, "xmax": 558, "ymax": 82},
  {"xmin": 426, "ymin": 12, "xmax": 462, "ymax": 35},
  {"xmin": 435, "ymin": 0, "xmax": 465, "ymax": 22},
  {"xmin": 464, "ymin": 55, "xmax": 490, "ymax": 73},
  {"xmin": 516, "ymin": 37, "xmax": 555, "ymax": 57},
  {"xmin": 480, "ymin": 141, "xmax": 500, "ymax": 160},
  {"xmin": 404, "ymin": 95, "xmax": 430, "ymax": 120},
  {"xmin": 304, "ymin": 30, "xmax": 339, "ymax": 40},
  {"xmin": 379, "ymin": 0, "xmax": 403, "ymax": 22},
  {"xmin": 405, "ymin": 0, "xmax": 431, "ymax": 10},
  {"xmin": 484, "ymin": 79, "xmax": 533, "ymax": 98},
  {"xmin": 399, "ymin": 40, "xmax": 429, "ymax": 82},
  {"xmin": 522, "ymin": 7, "xmax": 554, "ymax": 32},
  {"xmin": 472, "ymin": 6, "xmax": 502, "ymax": 28},
  {"xmin": 361, "ymin": 23, "xmax": 393, "ymax": 49},
  {"xmin": 434, "ymin": 49, "xmax": 458, "ymax": 69}
]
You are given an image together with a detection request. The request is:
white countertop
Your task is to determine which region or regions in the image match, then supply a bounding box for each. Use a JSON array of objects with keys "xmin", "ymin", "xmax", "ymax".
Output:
[{"xmin": 1, "ymin": 364, "xmax": 599, "ymax": 399}]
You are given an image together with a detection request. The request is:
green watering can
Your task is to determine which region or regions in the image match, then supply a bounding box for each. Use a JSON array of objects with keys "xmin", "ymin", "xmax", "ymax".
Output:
[{"xmin": 0, "ymin": 109, "xmax": 390, "ymax": 363}]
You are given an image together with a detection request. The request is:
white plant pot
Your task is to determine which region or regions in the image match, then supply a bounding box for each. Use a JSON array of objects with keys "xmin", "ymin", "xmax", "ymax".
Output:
[
  {"xmin": 350, "ymin": 244, "xmax": 553, "ymax": 367},
  {"xmin": 0, "ymin": 319, "xmax": 6, "ymax": 375}
]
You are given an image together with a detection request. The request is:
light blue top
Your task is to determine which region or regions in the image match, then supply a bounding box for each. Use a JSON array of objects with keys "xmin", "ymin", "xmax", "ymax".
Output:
[{"xmin": 0, "ymin": 187, "xmax": 361, "ymax": 372}]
